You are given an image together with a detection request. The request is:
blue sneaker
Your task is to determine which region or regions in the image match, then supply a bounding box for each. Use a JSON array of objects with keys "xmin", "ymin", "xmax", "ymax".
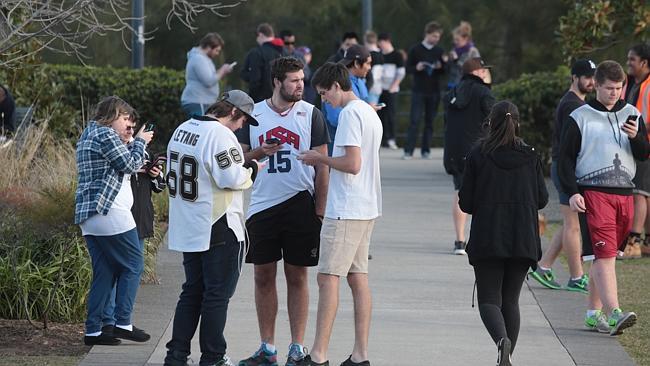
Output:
[
  {"xmin": 239, "ymin": 344, "xmax": 278, "ymax": 366},
  {"xmin": 285, "ymin": 343, "xmax": 307, "ymax": 366}
]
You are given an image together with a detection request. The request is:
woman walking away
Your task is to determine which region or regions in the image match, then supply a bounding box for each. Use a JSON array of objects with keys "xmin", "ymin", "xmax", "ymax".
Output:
[
  {"xmin": 459, "ymin": 101, "xmax": 548, "ymax": 366},
  {"xmin": 75, "ymin": 96, "xmax": 154, "ymax": 346}
]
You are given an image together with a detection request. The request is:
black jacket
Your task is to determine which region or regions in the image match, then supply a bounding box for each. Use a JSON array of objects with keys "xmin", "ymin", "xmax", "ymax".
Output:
[
  {"xmin": 240, "ymin": 42, "xmax": 282, "ymax": 103},
  {"xmin": 130, "ymin": 150, "xmax": 166, "ymax": 239},
  {"xmin": 443, "ymin": 74, "xmax": 495, "ymax": 172},
  {"xmin": 459, "ymin": 143, "xmax": 549, "ymax": 267}
]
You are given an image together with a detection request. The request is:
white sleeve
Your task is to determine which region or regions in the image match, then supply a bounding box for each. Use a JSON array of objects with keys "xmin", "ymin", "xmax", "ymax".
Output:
[
  {"xmin": 335, "ymin": 109, "xmax": 363, "ymax": 148},
  {"xmin": 369, "ymin": 64, "xmax": 384, "ymax": 96},
  {"xmin": 206, "ymin": 130, "xmax": 253, "ymax": 190}
]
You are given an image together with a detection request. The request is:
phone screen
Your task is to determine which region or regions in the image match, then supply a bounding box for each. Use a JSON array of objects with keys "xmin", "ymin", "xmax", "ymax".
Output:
[{"xmin": 144, "ymin": 123, "xmax": 155, "ymax": 132}]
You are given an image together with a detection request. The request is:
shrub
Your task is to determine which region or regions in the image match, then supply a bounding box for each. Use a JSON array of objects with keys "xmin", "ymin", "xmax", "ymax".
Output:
[
  {"xmin": 46, "ymin": 64, "xmax": 186, "ymax": 153},
  {"xmin": 493, "ymin": 66, "xmax": 571, "ymax": 170}
]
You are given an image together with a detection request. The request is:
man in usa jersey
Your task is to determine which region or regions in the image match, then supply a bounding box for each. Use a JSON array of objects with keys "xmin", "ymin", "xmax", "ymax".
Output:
[
  {"xmin": 237, "ymin": 57, "xmax": 330, "ymax": 366},
  {"xmin": 164, "ymin": 90, "xmax": 262, "ymax": 366}
]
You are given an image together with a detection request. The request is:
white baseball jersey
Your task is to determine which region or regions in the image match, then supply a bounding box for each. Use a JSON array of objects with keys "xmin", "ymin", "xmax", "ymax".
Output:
[
  {"xmin": 240, "ymin": 100, "xmax": 329, "ymax": 218},
  {"xmin": 167, "ymin": 117, "xmax": 253, "ymax": 252}
]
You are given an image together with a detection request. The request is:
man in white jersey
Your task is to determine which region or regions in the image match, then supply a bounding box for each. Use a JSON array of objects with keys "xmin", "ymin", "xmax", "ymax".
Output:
[
  {"xmin": 164, "ymin": 90, "xmax": 262, "ymax": 366},
  {"xmin": 297, "ymin": 62, "xmax": 382, "ymax": 366},
  {"xmin": 237, "ymin": 57, "xmax": 330, "ymax": 366}
]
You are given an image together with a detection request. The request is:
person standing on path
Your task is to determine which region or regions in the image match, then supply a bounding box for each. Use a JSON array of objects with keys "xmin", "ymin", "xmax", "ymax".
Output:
[
  {"xmin": 237, "ymin": 57, "xmax": 329, "ymax": 366},
  {"xmin": 529, "ymin": 59, "xmax": 596, "ymax": 293},
  {"xmin": 558, "ymin": 60, "xmax": 648, "ymax": 337},
  {"xmin": 164, "ymin": 91, "xmax": 262, "ymax": 366},
  {"xmin": 403, "ymin": 21, "xmax": 446, "ymax": 160},
  {"xmin": 443, "ymin": 57, "xmax": 495, "ymax": 256},
  {"xmin": 297, "ymin": 62, "xmax": 383, "ymax": 366},
  {"xmin": 377, "ymin": 32, "xmax": 406, "ymax": 150},
  {"xmin": 621, "ymin": 43, "xmax": 650, "ymax": 258},
  {"xmin": 241, "ymin": 23, "xmax": 283, "ymax": 103},
  {"xmin": 459, "ymin": 101, "xmax": 548, "ymax": 366},
  {"xmin": 181, "ymin": 33, "xmax": 234, "ymax": 118}
]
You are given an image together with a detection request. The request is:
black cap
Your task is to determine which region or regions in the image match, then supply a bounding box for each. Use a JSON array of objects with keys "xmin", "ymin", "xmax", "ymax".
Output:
[
  {"xmin": 339, "ymin": 44, "xmax": 371, "ymax": 67},
  {"xmin": 462, "ymin": 57, "xmax": 492, "ymax": 74},
  {"xmin": 571, "ymin": 59, "xmax": 597, "ymax": 77}
]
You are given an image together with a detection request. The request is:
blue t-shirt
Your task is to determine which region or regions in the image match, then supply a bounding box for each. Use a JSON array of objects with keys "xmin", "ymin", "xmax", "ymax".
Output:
[{"xmin": 323, "ymin": 75, "xmax": 369, "ymax": 127}]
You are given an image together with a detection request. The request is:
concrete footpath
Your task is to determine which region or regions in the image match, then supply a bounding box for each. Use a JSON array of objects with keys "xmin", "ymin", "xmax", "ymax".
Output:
[{"xmin": 79, "ymin": 148, "xmax": 636, "ymax": 366}]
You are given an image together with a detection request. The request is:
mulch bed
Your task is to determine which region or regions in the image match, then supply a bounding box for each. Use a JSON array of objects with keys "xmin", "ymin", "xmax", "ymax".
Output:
[{"xmin": 0, "ymin": 319, "xmax": 89, "ymax": 356}]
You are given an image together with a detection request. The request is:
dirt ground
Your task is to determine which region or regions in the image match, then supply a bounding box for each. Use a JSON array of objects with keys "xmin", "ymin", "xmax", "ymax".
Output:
[{"xmin": 0, "ymin": 319, "xmax": 89, "ymax": 357}]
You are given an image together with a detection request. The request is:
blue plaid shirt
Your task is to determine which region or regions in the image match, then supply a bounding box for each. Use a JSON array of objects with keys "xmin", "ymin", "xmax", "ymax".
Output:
[{"xmin": 75, "ymin": 121, "xmax": 146, "ymax": 224}]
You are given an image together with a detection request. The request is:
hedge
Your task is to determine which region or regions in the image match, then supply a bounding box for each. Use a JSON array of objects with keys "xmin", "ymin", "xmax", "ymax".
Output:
[{"xmin": 493, "ymin": 66, "xmax": 571, "ymax": 168}]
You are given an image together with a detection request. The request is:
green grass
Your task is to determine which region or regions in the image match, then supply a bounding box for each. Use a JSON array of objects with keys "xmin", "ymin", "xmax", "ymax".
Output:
[
  {"xmin": 0, "ymin": 356, "xmax": 82, "ymax": 366},
  {"xmin": 617, "ymin": 257, "xmax": 650, "ymax": 366}
]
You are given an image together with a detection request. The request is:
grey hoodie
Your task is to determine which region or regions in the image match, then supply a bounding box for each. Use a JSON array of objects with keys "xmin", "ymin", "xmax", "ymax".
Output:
[{"xmin": 181, "ymin": 47, "xmax": 220, "ymax": 105}]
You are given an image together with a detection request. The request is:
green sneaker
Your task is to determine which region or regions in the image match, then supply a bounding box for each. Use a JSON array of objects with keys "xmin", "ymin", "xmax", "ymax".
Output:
[
  {"xmin": 608, "ymin": 308, "xmax": 637, "ymax": 336},
  {"xmin": 529, "ymin": 267, "xmax": 562, "ymax": 289},
  {"xmin": 584, "ymin": 310, "xmax": 610, "ymax": 333},
  {"xmin": 566, "ymin": 274, "xmax": 589, "ymax": 294}
]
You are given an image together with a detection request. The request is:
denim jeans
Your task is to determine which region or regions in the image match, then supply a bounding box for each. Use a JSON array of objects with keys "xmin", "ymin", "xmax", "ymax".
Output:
[
  {"xmin": 102, "ymin": 237, "xmax": 146, "ymax": 328},
  {"xmin": 165, "ymin": 230, "xmax": 242, "ymax": 366},
  {"xmin": 404, "ymin": 91, "xmax": 441, "ymax": 155},
  {"xmin": 181, "ymin": 103, "xmax": 211, "ymax": 119},
  {"xmin": 84, "ymin": 228, "xmax": 143, "ymax": 333}
]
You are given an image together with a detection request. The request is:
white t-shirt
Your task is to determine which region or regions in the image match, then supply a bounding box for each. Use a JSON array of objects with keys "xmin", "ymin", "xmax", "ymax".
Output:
[
  {"xmin": 237, "ymin": 100, "xmax": 329, "ymax": 218},
  {"xmin": 167, "ymin": 117, "xmax": 253, "ymax": 252},
  {"xmin": 326, "ymin": 100, "xmax": 383, "ymax": 220},
  {"xmin": 80, "ymin": 174, "xmax": 136, "ymax": 236}
]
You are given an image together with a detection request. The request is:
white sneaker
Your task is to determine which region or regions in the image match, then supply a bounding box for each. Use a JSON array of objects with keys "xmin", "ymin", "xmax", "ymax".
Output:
[
  {"xmin": 402, "ymin": 153, "xmax": 413, "ymax": 160},
  {"xmin": 387, "ymin": 139, "xmax": 398, "ymax": 150}
]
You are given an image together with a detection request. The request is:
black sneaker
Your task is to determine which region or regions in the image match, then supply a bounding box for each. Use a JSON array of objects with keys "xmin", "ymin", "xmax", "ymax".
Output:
[
  {"xmin": 453, "ymin": 241, "xmax": 467, "ymax": 255},
  {"xmin": 296, "ymin": 355, "xmax": 329, "ymax": 366},
  {"xmin": 339, "ymin": 356, "xmax": 370, "ymax": 366},
  {"xmin": 113, "ymin": 325, "xmax": 151, "ymax": 342},
  {"xmin": 84, "ymin": 333, "xmax": 121, "ymax": 346},
  {"xmin": 496, "ymin": 337, "xmax": 512, "ymax": 366}
]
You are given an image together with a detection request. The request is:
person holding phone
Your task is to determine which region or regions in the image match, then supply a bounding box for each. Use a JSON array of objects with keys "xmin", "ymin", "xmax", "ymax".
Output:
[
  {"xmin": 237, "ymin": 57, "xmax": 329, "ymax": 366},
  {"xmin": 75, "ymin": 96, "xmax": 154, "ymax": 346},
  {"xmin": 181, "ymin": 33, "xmax": 235, "ymax": 118},
  {"xmin": 558, "ymin": 61, "xmax": 650, "ymax": 336}
]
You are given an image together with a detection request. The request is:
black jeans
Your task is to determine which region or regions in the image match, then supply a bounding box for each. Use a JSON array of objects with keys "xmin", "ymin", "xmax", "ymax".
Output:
[
  {"xmin": 165, "ymin": 230, "xmax": 241, "ymax": 366},
  {"xmin": 473, "ymin": 258, "xmax": 530, "ymax": 354},
  {"xmin": 405, "ymin": 91, "xmax": 440, "ymax": 155},
  {"xmin": 378, "ymin": 91, "xmax": 398, "ymax": 143}
]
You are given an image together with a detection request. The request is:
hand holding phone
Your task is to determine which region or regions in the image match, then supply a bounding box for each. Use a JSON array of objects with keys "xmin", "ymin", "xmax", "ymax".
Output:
[
  {"xmin": 622, "ymin": 115, "xmax": 639, "ymax": 138},
  {"xmin": 145, "ymin": 155, "xmax": 167, "ymax": 172},
  {"xmin": 230, "ymin": 61, "xmax": 238, "ymax": 68},
  {"xmin": 265, "ymin": 138, "xmax": 281, "ymax": 145},
  {"xmin": 144, "ymin": 123, "xmax": 155, "ymax": 132}
]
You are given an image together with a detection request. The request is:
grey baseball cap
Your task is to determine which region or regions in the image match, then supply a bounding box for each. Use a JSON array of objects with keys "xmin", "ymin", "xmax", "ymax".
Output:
[{"xmin": 218, "ymin": 90, "xmax": 258, "ymax": 126}]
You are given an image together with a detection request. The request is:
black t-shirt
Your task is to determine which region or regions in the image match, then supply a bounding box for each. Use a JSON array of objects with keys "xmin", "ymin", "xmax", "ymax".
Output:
[
  {"xmin": 406, "ymin": 43, "xmax": 446, "ymax": 94},
  {"xmin": 383, "ymin": 50, "xmax": 404, "ymax": 68},
  {"xmin": 236, "ymin": 105, "xmax": 329, "ymax": 148},
  {"xmin": 552, "ymin": 91, "xmax": 584, "ymax": 161}
]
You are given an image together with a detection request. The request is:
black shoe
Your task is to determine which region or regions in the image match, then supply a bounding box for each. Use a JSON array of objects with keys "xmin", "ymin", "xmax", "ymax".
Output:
[
  {"xmin": 453, "ymin": 241, "xmax": 467, "ymax": 255},
  {"xmin": 84, "ymin": 333, "xmax": 121, "ymax": 346},
  {"xmin": 496, "ymin": 338, "xmax": 512, "ymax": 366},
  {"xmin": 340, "ymin": 355, "xmax": 370, "ymax": 366},
  {"xmin": 101, "ymin": 324, "xmax": 115, "ymax": 336},
  {"xmin": 113, "ymin": 325, "xmax": 151, "ymax": 342},
  {"xmin": 297, "ymin": 355, "xmax": 329, "ymax": 366}
]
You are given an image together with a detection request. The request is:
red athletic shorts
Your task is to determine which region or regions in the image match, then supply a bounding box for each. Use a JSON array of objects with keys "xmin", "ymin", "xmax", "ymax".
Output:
[{"xmin": 583, "ymin": 190, "xmax": 633, "ymax": 259}]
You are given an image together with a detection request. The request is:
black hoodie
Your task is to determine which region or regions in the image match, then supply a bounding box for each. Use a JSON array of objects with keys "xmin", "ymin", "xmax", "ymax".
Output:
[
  {"xmin": 558, "ymin": 98, "xmax": 650, "ymax": 197},
  {"xmin": 240, "ymin": 42, "xmax": 282, "ymax": 103},
  {"xmin": 459, "ymin": 143, "xmax": 549, "ymax": 267},
  {"xmin": 443, "ymin": 74, "xmax": 495, "ymax": 173}
]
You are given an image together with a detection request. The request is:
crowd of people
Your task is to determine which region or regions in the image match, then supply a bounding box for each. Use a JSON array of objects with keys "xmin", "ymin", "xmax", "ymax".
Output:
[{"xmin": 70, "ymin": 18, "xmax": 649, "ymax": 366}]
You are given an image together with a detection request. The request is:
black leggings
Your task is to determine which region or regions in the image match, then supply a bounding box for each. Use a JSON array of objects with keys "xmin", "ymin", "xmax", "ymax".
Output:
[{"xmin": 473, "ymin": 258, "xmax": 531, "ymax": 353}]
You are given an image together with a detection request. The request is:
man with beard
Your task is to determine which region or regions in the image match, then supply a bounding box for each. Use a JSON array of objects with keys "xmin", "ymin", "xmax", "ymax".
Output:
[
  {"xmin": 237, "ymin": 56, "xmax": 330, "ymax": 366},
  {"xmin": 530, "ymin": 59, "xmax": 596, "ymax": 296}
]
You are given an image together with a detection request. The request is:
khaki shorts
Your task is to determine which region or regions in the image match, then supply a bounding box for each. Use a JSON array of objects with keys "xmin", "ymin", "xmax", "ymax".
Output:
[{"xmin": 318, "ymin": 218, "xmax": 375, "ymax": 276}]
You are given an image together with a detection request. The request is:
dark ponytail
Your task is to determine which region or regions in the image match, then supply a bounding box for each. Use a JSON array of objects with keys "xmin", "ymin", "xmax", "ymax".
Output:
[{"xmin": 479, "ymin": 100, "xmax": 522, "ymax": 153}]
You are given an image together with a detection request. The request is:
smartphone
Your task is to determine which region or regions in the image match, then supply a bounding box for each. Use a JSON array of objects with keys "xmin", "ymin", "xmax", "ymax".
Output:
[
  {"xmin": 230, "ymin": 61, "xmax": 238, "ymax": 68},
  {"xmin": 627, "ymin": 115, "xmax": 639, "ymax": 123},
  {"xmin": 265, "ymin": 137, "xmax": 281, "ymax": 145},
  {"xmin": 376, "ymin": 102, "xmax": 386, "ymax": 108},
  {"xmin": 144, "ymin": 123, "xmax": 155, "ymax": 132},
  {"xmin": 145, "ymin": 155, "xmax": 167, "ymax": 171}
]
